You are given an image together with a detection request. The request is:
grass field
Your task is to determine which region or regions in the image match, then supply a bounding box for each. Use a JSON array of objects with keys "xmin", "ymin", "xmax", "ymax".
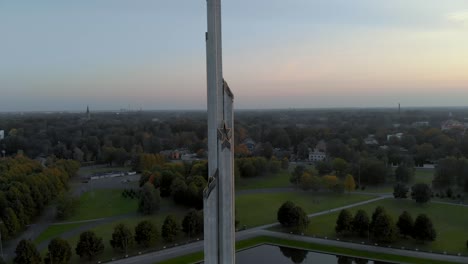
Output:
[
  {"xmin": 157, "ymin": 236, "xmax": 459, "ymax": 264},
  {"xmin": 34, "ymin": 223, "xmax": 85, "ymax": 245},
  {"xmin": 414, "ymin": 168, "xmax": 434, "ymax": 185},
  {"xmin": 357, "ymin": 168, "xmax": 435, "ymax": 194},
  {"xmin": 304, "ymin": 198, "xmax": 468, "ymax": 254},
  {"xmin": 236, "ymin": 170, "xmax": 291, "ymax": 190},
  {"xmin": 236, "ymin": 192, "xmax": 376, "ymax": 228},
  {"xmin": 67, "ymin": 189, "xmax": 138, "ymax": 221}
]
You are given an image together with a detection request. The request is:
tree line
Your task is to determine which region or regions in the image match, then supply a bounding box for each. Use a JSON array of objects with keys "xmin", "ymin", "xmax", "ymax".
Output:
[
  {"xmin": 11, "ymin": 210, "xmax": 203, "ymax": 264},
  {"xmin": 0, "ymin": 156, "xmax": 79, "ymax": 239},
  {"xmin": 335, "ymin": 207, "xmax": 436, "ymax": 244}
]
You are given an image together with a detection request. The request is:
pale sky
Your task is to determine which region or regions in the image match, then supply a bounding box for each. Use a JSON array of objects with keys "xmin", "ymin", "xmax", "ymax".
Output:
[{"xmin": 1, "ymin": 0, "xmax": 468, "ymax": 111}]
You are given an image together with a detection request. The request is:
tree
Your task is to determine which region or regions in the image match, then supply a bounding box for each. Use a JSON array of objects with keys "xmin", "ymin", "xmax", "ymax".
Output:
[
  {"xmin": 44, "ymin": 238, "xmax": 72, "ymax": 264},
  {"xmin": 277, "ymin": 201, "xmax": 309, "ymax": 231},
  {"xmin": 3, "ymin": 207, "xmax": 20, "ymax": 237},
  {"xmin": 291, "ymin": 206, "xmax": 310, "ymax": 232},
  {"xmin": 162, "ymin": 215, "xmax": 180, "ymax": 242},
  {"xmin": 359, "ymin": 158, "xmax": 387, "ymax": 185},
  {"xmin": 279, "ymin": 246, "xmax": 308, "ymax": 263},
  {"xmin": 344, "ymin": 174, "xmax": 356, "ymax": 193},
  {"xmin": 281, "ymin": 157, "xmax": 289, "ymax": 170},
  {"xmin": 316, "ymin": 160, "xmax": 333, "ymax": 175},
  {"xmin": 322, "ymin": 175, "xmax": 339, "ymax": 190},
  {"xmin": 371, "ymin": 212, "xmax": 397, "ymax": 242},
  {"xmin": 75, "ymin": 231, "xmax": 105, "ymax": 260},
  {"xmin": 299, "ymin": 172, "xmax": 314, "ymax": 191},
  {"xmin": 138, "ymin": 182, "xmax": 161, "ymax": 215},
  {"xmin": 182, "ymin": 210, "xmax": 204, "ymax": 237},
  {"xmin": 14, "ymin": 239, "xmax": 41, "ymax": 264},
  {"xmin": 277, "ymin": 201, "xmax": 296, "ymax": 227},
  {"xmin": 412, "ymin": 214, "xmax": 436, "ymax": 243},
  {"xmin": 135, "ymin": 220, "xmax": 159, "ymax": 248},
  {"xmin": 370, "ymin": 206, "xmax": 386, "ymax": 233},
  {"xmin": 335, "ymin": 209, "xmax": 353, "ymax": 235},
  {"xmin": 393, "ymin": 183, "xmax": 409, "ymax": 199},
  {"xmin": 411, "ymin": 183, "xmax": 432, "ymax": 204},
  {"xmin": 56, "ymin": 193, "xmax": 78, "ymax": 220},
  {"xmin": 110, "ymin": 223, "xmax": 134, "ymax": 253},
  {"xmin": 352, "ymin": 210, "xmax": 370, "ymax": 237},
  {"xmin": 332, "ymin": 158, "xmax": 348, "ymax": 177},
  {"xmin": 395, "ymin": 164, "xmax": 414, "ymax": 183},
  {"xmin": 290, "ymin": 165, "xmax": 306, "ymax": 185},
  {"xmin": 397, "ymin": 211, "xmax": 414, "ymax": 239}
]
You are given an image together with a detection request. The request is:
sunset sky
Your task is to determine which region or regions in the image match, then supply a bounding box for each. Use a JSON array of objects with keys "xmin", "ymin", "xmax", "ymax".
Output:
[{"xmin": 1, "ymin": 0, "xmax": 468, "ymax": 111}]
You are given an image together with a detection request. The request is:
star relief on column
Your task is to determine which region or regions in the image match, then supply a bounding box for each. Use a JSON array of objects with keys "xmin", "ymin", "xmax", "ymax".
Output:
[{"xmin": 217, "ymin": 121, "xmax": 232, "ymax": 149}]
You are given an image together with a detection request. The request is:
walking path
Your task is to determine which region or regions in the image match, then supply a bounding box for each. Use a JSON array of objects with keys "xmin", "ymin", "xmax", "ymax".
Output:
[
  {"xmin": 3, "ymin": 185, "xmax": 467, "ymax": 263},
  {"xmin": 111, "ymin": 229, "xmax": 468, "ymax": 264}
]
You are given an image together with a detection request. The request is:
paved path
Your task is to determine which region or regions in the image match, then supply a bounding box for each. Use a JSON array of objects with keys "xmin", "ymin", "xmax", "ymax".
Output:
[
  {"xmin": 4, "ymin": 185, "xmax": 467, "ymax": 262},
  {"xmin": 111, "ymin": 229, "xmax": 468, "ymax": 264},
  {"xmin": 2, "ymin": 206, "xmax": 56, "ymax": 260}
]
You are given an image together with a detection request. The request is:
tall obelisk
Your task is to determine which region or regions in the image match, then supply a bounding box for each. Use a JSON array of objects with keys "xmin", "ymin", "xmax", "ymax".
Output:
[{"xmin": 203, "ymin": 0, "xmax": 235, "ymax": 263}]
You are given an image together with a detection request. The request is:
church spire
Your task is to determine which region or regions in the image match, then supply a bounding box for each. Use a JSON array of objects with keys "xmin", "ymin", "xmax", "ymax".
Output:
[{"xmin": 86, "ymin": 105, "xmax": 91, "ymax": 120}]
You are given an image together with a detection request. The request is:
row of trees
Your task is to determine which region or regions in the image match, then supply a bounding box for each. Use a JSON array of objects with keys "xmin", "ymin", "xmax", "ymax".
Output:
[
  {"xmin": 12, "ymin": 210, "xmax": 203, "ymax": 263},
  {"xmin": 137, "ymin": 159, "xmax": 207, "ymax": 209},
  {"xmin": 335, "ymin": 207, "xmax": 436, "ymax": 243},
  {"xmin": 137, "ymin": 156, "xmax": 289, "ymax": 210},
  {"xmin": 291, "ymin": 165, "xmax": 356, "ymax": 193},
  {"xmin": 0, "ymin": 156, "xmax": 80, "ymax": 239},
  {"xmin": 393, "ymin": 183, "xmax": 433, "ymax": 204},
  {"xmin": 235, "ymin": 156, "xmax": 288, "ymax": 178}
]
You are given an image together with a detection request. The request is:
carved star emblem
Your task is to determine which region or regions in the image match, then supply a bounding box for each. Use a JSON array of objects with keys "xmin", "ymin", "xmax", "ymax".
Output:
[{"xmin": 217, "ymin": 121, "xmax": 232, "ymax": 149}]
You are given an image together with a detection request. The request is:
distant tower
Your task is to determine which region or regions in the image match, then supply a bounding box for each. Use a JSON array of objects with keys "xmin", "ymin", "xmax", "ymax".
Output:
[
  {"xmin": 86, "ymin": 105, "xmax": 91, "ymax": 120},
  {"xmin": 398, "ymin": 103, "xmax": 401, "ymax": 120}
]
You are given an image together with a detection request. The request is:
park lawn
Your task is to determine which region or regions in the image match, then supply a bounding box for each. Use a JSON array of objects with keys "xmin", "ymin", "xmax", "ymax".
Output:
[
  {"xmin": 67, "ymin": 189, "xmax": 138, "ymax": 221},
  {"xmin": 414, "ymin": 168, "xmax": 434, "ymax": 185},
  {"xmin": 304, "ymin": 198, "xmax": 468, "ymax": 254},
  {"xmin": 236, "ymin": 192, "xmax": 376, "ymax": 228},
  {"xmin": 34, "ymin": 223, "xmax": 85, "ymax": 245},
  {"xmin": 63, "ymin": 208, "xmax": 189, "ymax": 264},
  {"xmin": 236, "ymin": 170, "xmax": 291, "ymax": 190},
  {"xmin": 78, "ymin": 166, "xmax": 131, "ymax": 177}
]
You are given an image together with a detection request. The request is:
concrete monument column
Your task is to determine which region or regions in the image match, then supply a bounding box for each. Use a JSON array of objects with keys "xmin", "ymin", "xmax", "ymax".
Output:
[{"xmin": 203, "ymin": 0, "xmax": 235, "ymax": 263}]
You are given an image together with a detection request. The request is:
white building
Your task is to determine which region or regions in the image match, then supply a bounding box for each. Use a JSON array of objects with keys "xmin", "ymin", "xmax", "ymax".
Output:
[
  {"xmin": 364, "ymin": 135, "xmax": 378, "ymax": 145},
  {"xmin": 387, "ymin": 133, "xmax": 403, "ymax": 141},
  {"xmin": 308, "ymin": 148, "xmax": 326, "ymax": 162},
  {"xmin": 0, "ymin": 130, "xmax": 4, "ymax": 140}
]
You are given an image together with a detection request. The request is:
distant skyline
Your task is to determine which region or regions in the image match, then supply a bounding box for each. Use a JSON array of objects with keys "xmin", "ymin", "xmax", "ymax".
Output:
[{"xmin": 1, "ymin": 0, "xmax": 468, "ymax": 112}]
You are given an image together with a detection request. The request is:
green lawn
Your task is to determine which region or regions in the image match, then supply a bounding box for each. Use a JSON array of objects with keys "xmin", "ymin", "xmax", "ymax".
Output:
[
  {"xmin": 157, "ymin": 236, "xmax": 459, "ymax": 264},
  {"xmin": 34, "ymin": 223, "xmax": 84, "ymax": 245},
  {"xmin": 236, "ymin": 192, "xmax": 376, "ymax": 228},
  {"xmin": 356, "ymin": 168, "xmax": 435, "ymax": 194},
  {"xmin": 236, "ymin": 170, "xmax": 291, "ymax": 190},
  {"xmin": 414, "ymin": 168, "xmax": 434, "ymax": 185},
  {"xmin": 304, "ymin": 198, "xmax": 468, "ymax": 254},
  {"xmin": 68, "ymin": 189, "xmax": 138, "ymax": 221}
]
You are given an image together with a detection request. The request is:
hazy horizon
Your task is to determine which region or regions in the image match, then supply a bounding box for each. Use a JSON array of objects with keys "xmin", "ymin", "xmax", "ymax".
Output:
[{"xmin": 1, "ymin": 0, "xmax": 468, "ymax": 112}]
